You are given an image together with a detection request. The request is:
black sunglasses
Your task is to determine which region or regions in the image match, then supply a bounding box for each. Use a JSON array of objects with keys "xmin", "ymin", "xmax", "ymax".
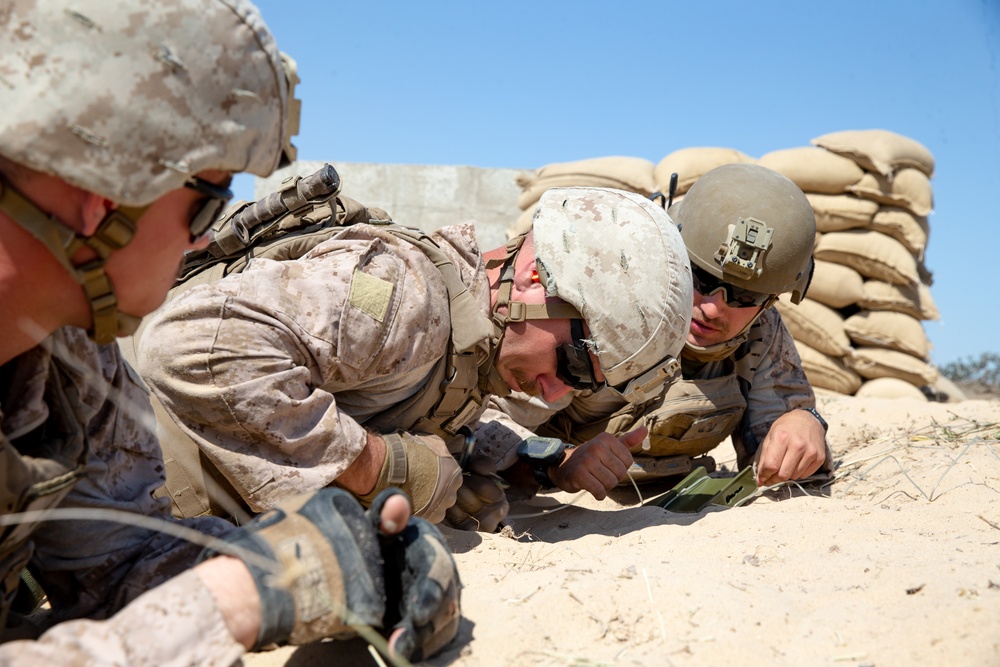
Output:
[
  {"xmin": 691, "ymin": 264, "xmax": 772, "ymax": 309},
  {"xmin": 184, "ymin": 176, "xmax": 234, "ymax": 243},
  {"xmin": 555, "ymin": 319, "xmax": 604, "ymax": 392}
]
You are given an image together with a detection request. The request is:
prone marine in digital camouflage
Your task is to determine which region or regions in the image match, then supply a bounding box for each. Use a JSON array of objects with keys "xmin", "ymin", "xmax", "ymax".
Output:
[
  {"xmin": 0, "ymin": 0, "xmax": 459, "ymax": 662},
  {"xmin": 481, "ymin": 163, "xmax": 833, "ymax": 505},
  {"xmin": 131, "ymin": 176, "xmax": 693, "ymax": 533}
]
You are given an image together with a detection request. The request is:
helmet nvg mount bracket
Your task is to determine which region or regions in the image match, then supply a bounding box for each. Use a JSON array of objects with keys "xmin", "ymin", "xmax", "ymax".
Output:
[{"xmin": 720, "ymin": 216, "xmax": 774, "ymax": 281}]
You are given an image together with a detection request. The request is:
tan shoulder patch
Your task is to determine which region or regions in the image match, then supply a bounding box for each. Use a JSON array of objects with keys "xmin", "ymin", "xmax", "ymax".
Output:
[{"xmin": 349, "ymin": 269, "xmax": 394, "ymax": 322}]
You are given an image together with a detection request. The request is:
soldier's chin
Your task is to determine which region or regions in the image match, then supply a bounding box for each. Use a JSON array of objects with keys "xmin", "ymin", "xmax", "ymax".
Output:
[
  {"xmin": 686, "ymin": 329, "xmax": 705, "ymax": 347},
  {"xmin": 687, "ymin": 331, "xmax": 721, "ymax": 348}
]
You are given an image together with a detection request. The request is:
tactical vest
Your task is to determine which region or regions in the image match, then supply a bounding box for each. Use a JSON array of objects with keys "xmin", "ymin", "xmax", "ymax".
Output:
[
  {"xmin": 536, "ymin": 325, "xmax": 775, "ymax": 479},
  {"xmin": 540, "ymin": 374, "xmax": 746, "ymax": 464},
  {"xmin": 0, "ymin": 350, "xmax": 89, "ymax": 631},
  {"xmin": 124, "ymin": 165, "xmax": 496, "ymax": 519}
]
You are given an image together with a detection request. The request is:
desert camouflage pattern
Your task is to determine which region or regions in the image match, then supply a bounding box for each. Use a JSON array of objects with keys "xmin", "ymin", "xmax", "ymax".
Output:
[
  {"xmin": 0, "ymin": 0, "xmax": 295, "ymax": 205},
  {"xmin": 137, "ymin": 224, "xmax": 489, "ymax": 512},
  {"xmin": 2, "ymin": 570, "xmax": 243, "ymax": 665},
  {"xmin": 682, "ymin": 308, "xmax": 819, "ymax": 464},
  {"xmin": 478, "ymin": 308, "xmax": 832, "ymax": 472},
  {"xmin": 0, "ymin": 328, "xmax": 241, "ymax": 661},
  {"xmin": 531, "ymin": 187, "xmax": 693, "ymax": 388}
]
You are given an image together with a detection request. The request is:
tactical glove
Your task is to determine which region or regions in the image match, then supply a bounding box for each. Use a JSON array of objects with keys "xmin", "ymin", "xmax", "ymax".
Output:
[
  {"xmin": 442, "ymin": 455, "xmax": 510, "ymax": 533},
  {"xmin": 378, "ymin": 503, "xmax": 463, "ymax": 660},
  {"xmin": 359, "ymin": 432, "xmax": 463, "ymax": 524},
  {"xmin": 201, "ymin": 487, "xmax": 387, "ymax": 649},
  {"xmin": 202, "ymin": 487, "xmax": 463, "ymax": 659}
]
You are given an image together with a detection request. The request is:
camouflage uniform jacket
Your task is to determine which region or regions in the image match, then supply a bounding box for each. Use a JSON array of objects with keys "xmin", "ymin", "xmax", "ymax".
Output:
[
  {"xmin": 477, "ymin": 307, "xmax": 830, "ymax": 472},
  {"xmin": 138, "ymin": 223, "xmax": 490, "ymax": 512},
  {"xmin": 0, "ymin": 327, "xmax": 242, "ymax": 663}
]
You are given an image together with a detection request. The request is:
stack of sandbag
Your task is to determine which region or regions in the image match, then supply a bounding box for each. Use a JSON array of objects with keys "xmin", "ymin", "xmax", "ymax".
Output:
[
  {"xmin": 761, "ymin": 130, "xmax": 940, "ymax": 400},
  {"xmin": 508, "ymin": 148, "xmax": 757, "ymax": 238},
  {"xmin": 508, "ymin": 156, "xmax": 656, "ymax": 237},
  {"xmin": 652, "ymin": 146, "xmax": 755, "ymax": 198},
  {"xmin": 507, "ymin": 130, "xmax": 947, "ymax": 401}
]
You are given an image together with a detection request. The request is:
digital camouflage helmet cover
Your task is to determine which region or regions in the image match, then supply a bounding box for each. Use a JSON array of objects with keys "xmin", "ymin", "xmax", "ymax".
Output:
[
  {"xmin": 531, "ymin": 187, "xmax": 693, "ymax": 399},
  {"xmin": 0, "ymin": 0, "xmax": 300, "ymax": 342}
]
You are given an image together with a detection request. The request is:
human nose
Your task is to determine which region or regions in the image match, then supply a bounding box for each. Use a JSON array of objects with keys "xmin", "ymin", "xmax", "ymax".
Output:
[
  {"xmin": 695, "ymin": 288, "xmax": 727, "ymax": 318},
  {"xmin": 538, "ymin": 374, "xmax": 574, "ymax": 403}
]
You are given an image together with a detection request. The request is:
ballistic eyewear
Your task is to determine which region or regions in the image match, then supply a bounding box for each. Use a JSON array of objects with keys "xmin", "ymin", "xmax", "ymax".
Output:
[
  {"xmin": 555, "ymin": 319, "xmax": 604, "ymax": 392},
  {"xmin": 691, "ymin": 263, "xmax": 772, "ymax": 309},
  {"xmin": 184, "ymin": 176, "xmax": 234, "ymax": 243}
]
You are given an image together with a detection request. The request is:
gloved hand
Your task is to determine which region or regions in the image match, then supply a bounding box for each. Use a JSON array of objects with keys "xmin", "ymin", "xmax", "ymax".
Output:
[
  {"xmin": 202, "ymin": 487, "xmax": 463, "ymax": 660},
  {"xmin": 201, "ymin": 487, "xmax": 388, "ymax": 649},
  {"xmin": 374, "ymin": 493, "xmax": 463, "ymax": 661},
  {"xmin": 359, "ymin": 432, "xmax": 463, "ymax": 524},
  {"xmin": 442, "ymin": 455, "xmax": 510, "ymax": 532}
]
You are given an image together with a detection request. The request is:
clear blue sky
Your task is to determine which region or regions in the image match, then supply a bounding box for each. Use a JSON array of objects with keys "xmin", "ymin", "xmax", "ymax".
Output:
[{"xmin": 239, "ymin": 0, "xmax": 1000, "ymax": 367}]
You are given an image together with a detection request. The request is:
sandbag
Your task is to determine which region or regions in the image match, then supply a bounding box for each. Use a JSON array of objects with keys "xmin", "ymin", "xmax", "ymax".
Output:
[
  {"xmin": 774, "ymin": 296, "xmax": 852, "ymax": 357},
  {"xmin": 808, "ymin": 260, "xmax": 865, "ymax": 309},
  {"xmin": 517, "ymin": 174, "xmax": 653, "ymax": 210},
  {"xmin": 858, "ymin": 280, "xmax": 940, "ymax": 321},
  {"xmin": 811, "ymin": 129, "xmax": 935, "ymax": 177},
  {"xmin": 806, "ymin": 193, "xmax": 879, "ymax": 232},
  {"xmin": 869, "ymin": 206, "xmax": 929, "ymax": 256},
  {"xmin": 843, "ymin": 310, "xmax": 931, "ymax": 360},
  {"xmin": 855, "ymin": 377, "xmax": 929, "ymax": 401},
  {"xmin": 653, "ymin": 147, "xmax": 753, "ymax": 196},
  {"xmin": 929, "ymin": 374, "xmax": 967, "ymax": 403},
  {"xmin": 756, "ymin": 146, "xmax": 865, "ymax": 194},
  {"xmin": 814, "ymin": 230, "xmax": 919, "ymax": 286},
  {"xmin": 847, "ymin": 347, "xmax": 939, "ymax": 387},
  {"xmin": 516, "ymin": 156, "xmax": 656, "ymax": 210},
  {"xmin": 506, "ymin": 206, "xmax": 536, "ymax": 240},
  {"xmin": 849, "ymin": 168, "xmax": 933, "ymax": 217},
  {"xmin": 917, "ymin": 258, "xmax": 934, "ymax": 287},
  {"xmin": 794, "ymin": 341, "xmax": 862, "ymax": 395}
]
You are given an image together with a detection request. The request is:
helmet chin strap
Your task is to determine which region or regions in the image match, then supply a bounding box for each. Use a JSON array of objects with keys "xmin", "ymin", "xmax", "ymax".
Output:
[
  {"xmin": 0, "ymin": 175, "xmax": 146, "ymax": 344},
  {"xmin": 683, "ymin": 296, "xmax": 776, "ymax": 363},
  {"xmin": 683, "ymin": 330, "xmax": 751, "ymax": 363},
  {"xmin": 482, "ymin": 232, "xmax": 582, "ymax": 396}
]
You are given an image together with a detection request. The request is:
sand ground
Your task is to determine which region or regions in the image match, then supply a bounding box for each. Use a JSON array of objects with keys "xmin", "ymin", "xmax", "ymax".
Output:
[{"xmin": 243, "ymin": 394, "xmax": 1000, "ymax": 667}]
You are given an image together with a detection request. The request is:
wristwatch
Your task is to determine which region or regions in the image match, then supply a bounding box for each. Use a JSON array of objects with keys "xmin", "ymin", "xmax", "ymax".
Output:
[
  {"xmin": 799, "ymin": 406, "xmax": 829, "ymax": 433},
  {"xmin": 516, "ymin": 436, "xmax": 569, "ymax": 489}
]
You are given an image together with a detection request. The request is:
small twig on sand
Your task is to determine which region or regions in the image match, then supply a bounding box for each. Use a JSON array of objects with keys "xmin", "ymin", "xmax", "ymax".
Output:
[{"xmin": 978, "ymin": 514, "xmax": 1000, "ymax": 531}]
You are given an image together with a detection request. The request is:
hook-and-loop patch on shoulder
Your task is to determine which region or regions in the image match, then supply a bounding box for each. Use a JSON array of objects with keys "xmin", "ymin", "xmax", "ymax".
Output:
[{"xmin": 348, "ymin": 269, "xmax": 394, "ymax": 322}]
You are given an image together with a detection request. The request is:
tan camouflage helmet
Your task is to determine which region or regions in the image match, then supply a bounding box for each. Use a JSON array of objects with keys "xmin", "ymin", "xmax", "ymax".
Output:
[
  {"xmin": 670, "ymin": 163, "xmax": 816, "ymax": 304},
  {"xmin": 531, "ymin": 187, "xmax": 693, "ymax": 398},
  {"xmin": 0, "ymin": 0, "xmax": 299, "ymax": 343},
  {"xmin": 0, "ymin": 0, "xmax": 300, "ymax": 206}
]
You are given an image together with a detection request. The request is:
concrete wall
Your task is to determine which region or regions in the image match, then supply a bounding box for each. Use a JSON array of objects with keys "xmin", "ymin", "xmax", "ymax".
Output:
[{"xmin": 256, "ymin": 161, "xmax": 527, "ymax": 252}]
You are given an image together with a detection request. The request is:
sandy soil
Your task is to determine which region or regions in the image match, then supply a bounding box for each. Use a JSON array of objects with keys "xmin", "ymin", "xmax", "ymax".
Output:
[{"xmin": 243, "ymin": 394, "xmax": 1000, "ymax": 667}]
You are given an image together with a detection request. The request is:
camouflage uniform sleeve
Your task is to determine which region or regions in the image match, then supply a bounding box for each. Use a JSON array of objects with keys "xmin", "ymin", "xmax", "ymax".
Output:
[
  {"xmin": 731, "ymin": 308, "xmax": 830, "ymax": 469},
  {"xmin": 0, "ymin": 570, "xmax": 244, "ymax": 666},
  {"xmin": 137, "ymin": 236, "xmax": 451, "ymax": 511},
  {"xmin": 28, "ymin": 329, "xmax": 237, "ymax": 623}
]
